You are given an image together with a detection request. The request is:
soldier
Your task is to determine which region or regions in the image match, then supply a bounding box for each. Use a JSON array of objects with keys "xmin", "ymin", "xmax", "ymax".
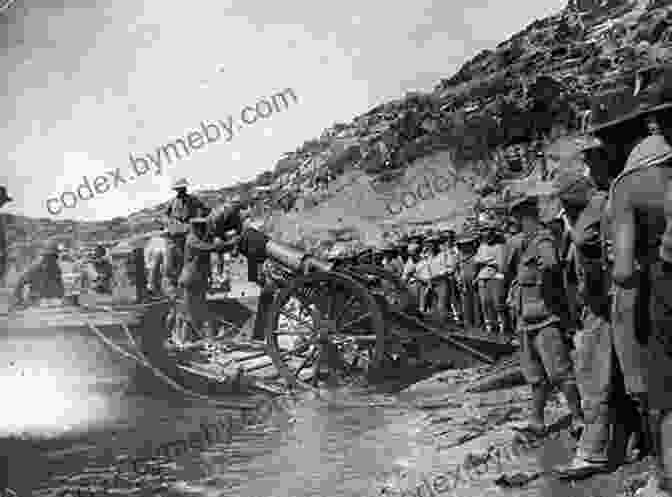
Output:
[
  {"xmin": 162, "ymin": 178, "xmax": 209, "ymax": 293},
  {"xmin": 503, "ymin": 191, "xmax": 584, "ymax": 438},
  {"xmin": 80, "ymin": 245, "xmax": 114, "ymax": 294},
  {"xmin": 414, "ymin": 240, "xmax": 436, "ymax": 314},
  {"xmin": 0, "ymin": 186, "xmax": 12, "ymax": 286},
  {"xmin": 455, "ymin": 232, "xmax": 481, "ymax": 330},
  {"xmin": 175, "ymin": 217, "xmax": 230, "ymax": 345},
  {"xmin": 599, "ymin": 78, "xmax": 672, "ymax": 493},
  {"xmin": 549, "ymin": 167, "xmax": 633, "ymax": 478},
  {"xmin": 474, "ymin": 226, "xmax": 507, "ymax": 335},
  {"xmin": 12, "ymin": 241, "xmax": 64, "ymax": 306},
  {"xmin": 651, "ymin": 158, "xmax": 672, "ymax": 495},
  {"xmin": 430, "ymin": 231, "xmax": 460, "ymax": 323},
  {"xmin": 386, "ymin": 246, "xmax": 405, "ymax": 276},
  {"xmin": 593, "ymin": 69, "xmax": 672, "ymax": 487}
]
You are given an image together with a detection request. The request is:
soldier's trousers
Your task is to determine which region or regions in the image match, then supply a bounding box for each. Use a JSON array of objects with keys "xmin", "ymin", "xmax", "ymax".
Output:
[
  {"xmin": 182, "ymin": 284, "xmax": 209, "ymax": 337},
  {"xmin": 477, "ymin": 278, "xmax": 505, "ymax": 329},
  {"xmin": 165, "ymin": 237, "xmax": 186, "ymax": 293},
  {"xmin": 611, "ymin": 285, "xmax": 649, "ymax": 395},
  {"xmin": 649, "ymin": 260, "xmax": 672, "ymax": 487},
  {"xmin": 461, "ymin": 280, "xmax": 481, "ymax": 329},
  {"xmin": 431, "ymin": 276, "xmax": 459, "ymax": 321},
  {"xmin": 574, "ymin": 309, "xmax": 633, "ymax": 463}
]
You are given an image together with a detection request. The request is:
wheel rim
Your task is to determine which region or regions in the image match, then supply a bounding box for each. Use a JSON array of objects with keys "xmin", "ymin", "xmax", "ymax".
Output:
[
  {"xmin": 343, "ymin": 264, "xmax": 413, "ymax": 314},
  {"xmin": 265, "ymin": 272, "xmax": 386, "ymax": 389}
]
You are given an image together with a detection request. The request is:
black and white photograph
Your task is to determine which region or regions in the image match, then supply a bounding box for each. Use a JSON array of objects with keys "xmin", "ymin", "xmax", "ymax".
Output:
[{"xmin": 3, "ymin": 0, "xmax": 672, "ymax": 495}]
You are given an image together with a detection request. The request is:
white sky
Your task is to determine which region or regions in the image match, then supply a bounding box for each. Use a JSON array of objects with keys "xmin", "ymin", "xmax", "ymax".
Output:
[{"xmin": 1, "ymin": 0, "xmax": 565, "ymax": 221}]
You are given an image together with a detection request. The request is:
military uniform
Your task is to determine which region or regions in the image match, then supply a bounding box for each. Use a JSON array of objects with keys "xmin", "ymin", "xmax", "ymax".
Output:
[
  {"xmin": 80, "ymin": 246, "xmax": 114, "ymax": 294},
  {"xmin": 474, "ymin": 231, "xmax": 507, "ymax": 334},
  {"xmin": 607, "ymin": 136, "xmax": 672, "ymax": 483},
  {"xmin": 176, "ymin": 219, "xmax": 229, "ymax": 343},
  {"xmin": 552, "ymin": 183, "xmax": 627, "ymax": 476},
  {"xmin": 13, "ymin": 243, "xmax": 64, "ymax": 304},
  {"xmin": 456, "ymin": 234, "xmax": 481, "ymax": 329},
  {"xmin": 163, "ymin": 179, "xmax": 208, "ymax": 292},
  {"xmin": 504, "ymin": 193, "xmax": 583, "ymax": 434}
]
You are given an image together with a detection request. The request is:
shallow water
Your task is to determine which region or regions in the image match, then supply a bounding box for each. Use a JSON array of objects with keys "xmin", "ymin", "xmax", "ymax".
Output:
[{"xmin": 0, "ymin": 320, "xmax": 637, "ymax": 497}]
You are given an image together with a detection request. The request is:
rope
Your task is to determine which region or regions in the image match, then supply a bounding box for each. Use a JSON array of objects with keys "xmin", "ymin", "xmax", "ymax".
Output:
[{"xmin": 82, "ymin": 305, "xmax": 265, "ymax": 409}]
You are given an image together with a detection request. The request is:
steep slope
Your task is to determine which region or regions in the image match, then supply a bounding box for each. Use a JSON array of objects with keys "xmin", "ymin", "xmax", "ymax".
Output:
[{"xmin": 5, "ymin": 0, "xmax": 672, "ymax": 268}]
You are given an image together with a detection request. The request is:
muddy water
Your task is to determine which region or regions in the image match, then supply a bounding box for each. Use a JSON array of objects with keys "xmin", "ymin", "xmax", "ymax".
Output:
[
  {"xmin": 0, "ymin": 304, "xmax": 637, "ymax": 496},
  {"xmin": 2, "ymin": 360, "xmax": 621, "ymax": 497}
]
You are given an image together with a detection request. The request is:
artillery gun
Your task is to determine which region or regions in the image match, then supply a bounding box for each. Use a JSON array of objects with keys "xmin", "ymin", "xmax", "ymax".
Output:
[{"xmin": 226, "ymin": 221, "xmax": 513, "ymax": 389}]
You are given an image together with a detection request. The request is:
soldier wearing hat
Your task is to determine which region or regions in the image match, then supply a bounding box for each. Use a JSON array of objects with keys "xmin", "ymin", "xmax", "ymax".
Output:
[
  {"xmin": 473, "ymin": 225, "xmax": 507, "ymax": 335},
  {"xmin": 162, "ymin": 178, "xmax": 209, "ymax": 292},
  {"xmin": 0, "ymin": 186, "xmax": 12, "ymax": 286},
  {"xmin": 174, "ymin": 217, "xmax": 231, "ymax": 345},
  {"xmin": 596, "ymin": 65, "xmax": 672, "ymax": 492},
  {"xmin": 430, "ymin": 230, "xmax": 460, "ymax": 323},
  {"xmin": 12, "ymin": 240, "xmax": 64, "ymax": 306},
  {"xmin": 549, "ymin": 166, "xmax": 637, "ymax": 478},
  {"xmin": 455, "ymin": 231, "xmax": 481, "ymax": 330},
  {"xmin": 79, "ymin": 244, "xmax": 114, "ymax": 294},
  {"xmin": 414, "ymin": 238, "xmax": 440, "ymax": 314},
  {"xmin": 380, "ymin": 245, "xmax": 404, "ymax": 275},
  {"xmin": 503, "ymin": 189, "xmax": 584, "ymax": 439},
  {"xmin": 402, "ymin": 237, "xmax": 422, "ymax": 309}
]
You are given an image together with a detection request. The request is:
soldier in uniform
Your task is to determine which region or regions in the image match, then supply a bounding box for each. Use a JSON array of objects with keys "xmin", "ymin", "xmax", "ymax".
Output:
[
  {"xmin": 455, "ymin": 232, "xmax": 481, "ymax": 330},
  {"xmin": 474, "ymin": 226, "xmax": 507, "ymax": 335},
  {"xmin": 162, "ymin": 178, "xmax": 209, "ymax": 293},
  {"xmin": 0, "ymin": 186, "xmax": 12, "ymax": 286},
  {"xmin": 592, "ymin": 68, "xmax": 672, "ymax": 485},
  {"xmin": 597, "ymin": 67, "xmax": 672, "ymax": 494},
  {"xmin": 503, "ymin": 191, "xmax": 584, "ymax": 437},
  {"xmin": 13, "ymin": 241, "xmax": 64, "ymax": 306},
  {"xmin": 550, "ymin": 167, "xmax": 634, "ymax": 478},
  {"xmin": 175, "ymin": 217, "xmax": 230, "ymax": 345},
  {"xmin": 650, "ymin": 156, "xmax": 672, "ymax": 495},
  {"xmin": 80, "ymin": 245, "xmax": 114, "ymax": 294}
]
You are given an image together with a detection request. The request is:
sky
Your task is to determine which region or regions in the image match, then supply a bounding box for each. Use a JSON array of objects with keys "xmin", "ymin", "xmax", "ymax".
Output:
[{"xmin": 1, "ymin": 0, "xmax": 566, "ymax": 221}]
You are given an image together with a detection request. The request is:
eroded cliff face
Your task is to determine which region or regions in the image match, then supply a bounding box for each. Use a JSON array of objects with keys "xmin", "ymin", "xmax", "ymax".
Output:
[{"xmin": 6, "ymin": 0, "xmax": 672, "ymax": 262}]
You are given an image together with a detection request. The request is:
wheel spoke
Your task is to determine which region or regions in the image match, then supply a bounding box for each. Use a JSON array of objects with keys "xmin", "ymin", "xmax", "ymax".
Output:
[
  {"xmin": 277, "ymin": 310, "xmax": 317, "ymax": 332},
  {"xmin": 334, "ymin": 295, "xmax": 358, "ymax": 326},
  {"xmin": 294, "ymin": 348, "xmax": 318, "ymax": 378},
  {"xmin": 339, "ymin": 312, "xmax": 372, "ymax": 332}
]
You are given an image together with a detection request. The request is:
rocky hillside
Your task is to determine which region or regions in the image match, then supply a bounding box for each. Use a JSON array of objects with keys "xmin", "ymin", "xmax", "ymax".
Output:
[{"xmin": 5, "ymin": 0, "xmax": 672, "ymax": 269}]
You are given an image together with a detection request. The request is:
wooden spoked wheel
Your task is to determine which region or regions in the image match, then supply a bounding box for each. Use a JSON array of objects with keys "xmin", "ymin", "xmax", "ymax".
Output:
[
  {"xmin": 265, "ymin": 271, "xmax": 386, "ymax": 389},
  {"xmin": 343, "ymin": 264, "xmax": 414, "ymax": 314}
]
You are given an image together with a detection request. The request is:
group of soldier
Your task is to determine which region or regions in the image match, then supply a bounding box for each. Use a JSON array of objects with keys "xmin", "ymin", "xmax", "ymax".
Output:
[
  {"xmin": 350, "ymin": 224, "xmax": 516, "ymax": 338},
  {"xmin": 326, "ymin": 64, "xmax": 672, "ymax": 491},
  {"xmin": 156, "ymin": 177, "xmax": 246, "ymax": 345},
  {"xmin": 4, "ymin": 60, "xmax": 672, "ymax": 492}
]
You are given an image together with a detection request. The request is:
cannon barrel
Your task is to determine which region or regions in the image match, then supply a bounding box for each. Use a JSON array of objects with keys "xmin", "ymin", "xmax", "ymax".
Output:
[
  {"xmin": 262, "ymin": 240, "xmax": 334, "ymax": 274},
  {"xmin": 240, "ymin": 220, "xmax": 334, "ymax": 275}
]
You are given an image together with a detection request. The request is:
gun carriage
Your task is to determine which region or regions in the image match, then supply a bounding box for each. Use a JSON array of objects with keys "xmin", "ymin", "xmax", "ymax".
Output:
[{"xmin": 187, "ymin": 217, "xmax": 515, "ymax": 390}]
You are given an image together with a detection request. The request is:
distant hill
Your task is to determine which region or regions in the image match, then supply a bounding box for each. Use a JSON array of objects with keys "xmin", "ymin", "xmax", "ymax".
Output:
[{"xmin": 6, "ymin": 0, "xmax": 672, "ymax": 271}]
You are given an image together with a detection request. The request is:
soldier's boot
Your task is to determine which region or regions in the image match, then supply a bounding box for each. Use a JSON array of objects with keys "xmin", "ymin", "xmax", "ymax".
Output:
[
  {"xmin": 518, "ymin": 382, "xmax": 550, "ymax": 438},
  {"xmin": 561, "ymin": 381, "xmax": 585, "ymax": 440},
  {"xmin": 628, "ymin": 394, "xmax": 655, "ymax": 463}
]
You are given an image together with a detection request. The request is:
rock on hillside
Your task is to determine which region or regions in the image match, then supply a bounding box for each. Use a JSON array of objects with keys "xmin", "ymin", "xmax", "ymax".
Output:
[{"xmin": 6, "ymin": 0, "xmax": 672, "ymax": 265}]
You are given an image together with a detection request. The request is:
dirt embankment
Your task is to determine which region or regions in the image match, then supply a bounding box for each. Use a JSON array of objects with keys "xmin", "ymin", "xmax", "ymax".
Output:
[{"xmin": 374, "ymin": 366, "xmax": 658, "ymax": 497}]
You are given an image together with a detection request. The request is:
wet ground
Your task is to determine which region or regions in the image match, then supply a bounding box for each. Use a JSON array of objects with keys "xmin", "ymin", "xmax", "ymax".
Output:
[
  {"xmin": 0, "ymin": 280, "xmax": 655, "ymax": 497},
  {"xmin": 1, "ymin": 358, "xmax": 657, "ymax": 497}
]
